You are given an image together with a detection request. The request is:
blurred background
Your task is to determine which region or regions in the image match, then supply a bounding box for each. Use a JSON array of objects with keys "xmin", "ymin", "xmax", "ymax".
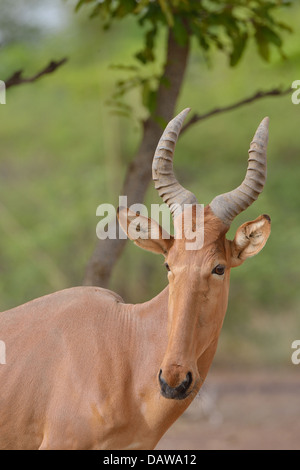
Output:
[{"xmin": 0, "ymin": 0, "xmax": 299, "ymax": 449}]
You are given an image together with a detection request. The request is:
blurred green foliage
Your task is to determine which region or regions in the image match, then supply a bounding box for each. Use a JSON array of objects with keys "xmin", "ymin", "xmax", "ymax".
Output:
[
  {"xmin": 76, "ymin": 0, "xmax": 291, "ymax": 64},
  {"xmin": 0, "ymin": 0, "xmax": 299, "ymax": 366},
  {"xmin": 76, "ymin": 0, "xmax": 293, "ymax": 119}
]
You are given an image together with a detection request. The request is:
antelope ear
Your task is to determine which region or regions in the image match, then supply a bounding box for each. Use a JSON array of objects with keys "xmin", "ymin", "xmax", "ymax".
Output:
[
  {"xmin": 230, "ymin": 214, "xmax": 271, "ymax": 267},
  {"xmin": 117, "ymin": 207, "xmax": 173, "ymax": 255}
]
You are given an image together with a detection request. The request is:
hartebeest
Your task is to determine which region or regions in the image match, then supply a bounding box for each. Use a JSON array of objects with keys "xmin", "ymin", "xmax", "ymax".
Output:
[{"xmin": 0, "ymin": 109, "xmax": 271, "ymax": 450}]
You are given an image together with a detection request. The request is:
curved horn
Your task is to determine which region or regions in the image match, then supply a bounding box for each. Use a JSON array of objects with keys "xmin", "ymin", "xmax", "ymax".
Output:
[
  {"xmin": 152, "ymin": 108, "xmax": 198, "ymax": 219},
  {"xmin": 209, "ymin": 117, "xmax": 269, "ymax": 226}
]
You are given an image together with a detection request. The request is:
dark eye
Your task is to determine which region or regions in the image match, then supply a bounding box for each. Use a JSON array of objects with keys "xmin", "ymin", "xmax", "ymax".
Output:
[
  {"xmin": 212, "ymin": 264, "xmax": 225, "ymax": 276},
  {"xmin": 164, "ymin": 262, "xmax": 171, "ymax": 272}
]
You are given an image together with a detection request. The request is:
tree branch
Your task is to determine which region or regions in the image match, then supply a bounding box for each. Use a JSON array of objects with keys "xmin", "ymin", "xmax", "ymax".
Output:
[
  {"xmin": 181, "ymin": 86, "xmax": 292, "ymax": 135},
  {"xmin": 5, "ymin": 58, "xmax": 68, "ymax": 89}
]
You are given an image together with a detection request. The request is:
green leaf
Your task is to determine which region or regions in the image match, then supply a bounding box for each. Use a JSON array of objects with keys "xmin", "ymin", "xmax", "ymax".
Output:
[
  {"xmin": 135, "ymin": 47, "xmax": 154, "ymax": 64},
  {"xmin": 135, "ymin": 25, "xmax": 157, "ymax": 64},
  {"xmin": 254, "ymin": 23, "xmax": 284, "ymax": 62},
  {"xmin": 173, "ymin": 16, "xmax": 189, "ymax": 47},
  {"xmin": 190, "ymin": 21, "xmax": 210, "ymax": 51},
  {"xmin": 142, "ymin": 83, "xmax": 157, "ymax": 115},
  {"xmin": 158, "ymin": 0, "xmax": 174, "ymax": 27},
  {"xmin": 105, "ymin": 99, "xmax": 132, "ymax": 113},
  {"xmin": 230, "ymin": 32, "xmax": 248, "ymax": 67},
  {"xmin": 255, "ymin": 26, "xmax": 270, "ymax": 62},
  {"xmin": 260, "ymin": 25, "xmax": 283, "ymax": 48},
  {"xmin": 113, "ymin": 0, "xmax": 137, "ymax": 19},
  {"xmin": 276, "ymin": 21, "xmax": 293, "ymax": 34},
  {"xmin": 85, "ymin": 0, "xmax": 112, "ymax": 25},
  {"xmin": 145, "ymin": 26, "xmax": 157, "ymax": 51},
  {"xmin": 134, "ymin": 0, "xmax": 151, "ymax": 15},
  {"xmin": 75, "ymin": 0, "xmax": 92, "ymax": 13},
  {"xmin": 89, "ymin": 4, "xmax": 102, "ymax": 19}
]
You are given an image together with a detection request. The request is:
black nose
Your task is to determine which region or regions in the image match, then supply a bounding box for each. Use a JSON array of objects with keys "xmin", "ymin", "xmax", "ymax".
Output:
[{"xmin": 158, "ymin": 370, "xmax": 193, "ymax": 400}]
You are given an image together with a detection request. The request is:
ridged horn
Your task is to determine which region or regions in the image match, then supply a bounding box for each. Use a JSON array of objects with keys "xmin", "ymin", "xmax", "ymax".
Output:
[
  {"xmin": 152, "ymin": 108, "xmax": 198, "ymax": 219},
  {"xmin": 209, "ymin": 117, "xmax": 269, "ymax": 226}
]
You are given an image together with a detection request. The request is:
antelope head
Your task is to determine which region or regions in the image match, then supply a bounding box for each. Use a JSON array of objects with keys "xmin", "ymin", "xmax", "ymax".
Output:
[{"xmin": 118, "ymin": 109, "xmax": 271, "ymax": 401}]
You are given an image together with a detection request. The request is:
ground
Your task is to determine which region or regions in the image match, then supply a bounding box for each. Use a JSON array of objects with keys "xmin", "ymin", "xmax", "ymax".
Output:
[{"xmin": 157, "ymin": 367, "xmax": 300, "ymax": 450}]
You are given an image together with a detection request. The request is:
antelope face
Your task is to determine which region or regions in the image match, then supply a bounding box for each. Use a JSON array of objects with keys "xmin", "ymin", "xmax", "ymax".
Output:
[
  {"xmin": 159, "ymin": 207, "xmax": 270, "ymax": 400},
  {"xmin": 118, "ymin": 109, "xmax": 271, "ymax": 401},
  {"xmin": 158, "ymin": 206, "xmax": 230, "ymax": 400}
]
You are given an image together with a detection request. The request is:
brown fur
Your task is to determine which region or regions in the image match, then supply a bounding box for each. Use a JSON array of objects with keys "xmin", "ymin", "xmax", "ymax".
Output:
[{"xmin": 0, "ymin": 206, "xmax": 270, "ymax": 449}]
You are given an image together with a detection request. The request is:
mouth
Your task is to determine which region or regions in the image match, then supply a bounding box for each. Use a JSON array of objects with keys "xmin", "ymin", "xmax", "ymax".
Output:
[{"xmin": 160, "ymin": 390, "xmax": 192, "ymax": 401}]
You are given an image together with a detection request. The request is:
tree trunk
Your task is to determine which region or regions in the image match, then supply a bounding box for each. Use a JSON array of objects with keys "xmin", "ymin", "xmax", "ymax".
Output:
[{"xmin": 83, "ymin": 30, "xmax": 190, "ymax": 287}]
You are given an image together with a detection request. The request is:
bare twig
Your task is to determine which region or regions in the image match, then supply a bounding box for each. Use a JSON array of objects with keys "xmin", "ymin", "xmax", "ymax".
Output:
[
  {"xmin": 5, "ymin": 58, "xmax": 68, "ymax": 89},
  {"xmin": 181, "ymin": 86, "xmax": 292, "ymax": 135}
]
